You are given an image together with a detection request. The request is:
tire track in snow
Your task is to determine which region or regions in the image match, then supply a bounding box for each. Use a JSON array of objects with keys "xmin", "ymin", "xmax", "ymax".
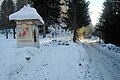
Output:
[
  {"xmin": 77, "ymin": 43, "xmax": 104, "ymax": 80},
  {"xmin": 84, "ymin": 43, "xmax": 120, "ymax": 80},
  {"xmin": 93, "ymin": 44, "xmax": 120, "ymax": 72}
]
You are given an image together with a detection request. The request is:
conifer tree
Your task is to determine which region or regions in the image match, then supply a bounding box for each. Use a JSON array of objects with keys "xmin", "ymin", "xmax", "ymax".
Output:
[
  {"xmin": 29, "ymin": 0, "xmax": 62, "ymax": 37},
  {"xmin": 16, "ymin": 0, "xmax": 28, "ymax": 11},
  {"xmin": 1, "ymin": 0, "xmax": 15, "ymax": 39},
  {"xmin": 98, "ymin": 0, "xmax": 120, "ymax": 46},
  {"xmin": 1, "ymin": 0, "xmax": 7, "ymax": 29},
  {"xmin": 65, "ymin": 0, "xmax": 91, "ymax": 42},
  {"xmin": 1, "ymin": 0, "xmax": 15, "ymax": 22},
  {"xmin": 1, "ymin": 0, "xmax": 9, "ymax": 38}
]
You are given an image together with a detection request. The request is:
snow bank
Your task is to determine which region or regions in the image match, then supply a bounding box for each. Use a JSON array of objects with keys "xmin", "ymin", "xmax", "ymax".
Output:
[
  {"xmin": 79, "ymin": 36, "xmax": 99, "ymax": 43},
  {"xmin": 0, "ymin": 47, "xmax": 40, "ymax": 78},
  {"xmin": 9, "ymin": 4, "xmax": 44, "ymax": 24},
  {"xmin": 47, "ymin": 24, "xmax": 72, "ymax": 38},
  {"xmin": 101, "ymin": 43, "xmax": 120, "ymax": 54}
]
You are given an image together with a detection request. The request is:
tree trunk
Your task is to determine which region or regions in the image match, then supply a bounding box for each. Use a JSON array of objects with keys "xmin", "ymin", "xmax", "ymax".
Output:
[
  {"xmin": 6, "ymin": 29, "xmax": 8, "ymax": 39},
  {"xmin": 5, "ymin": 0, "xmax": 8, "ymax": 39},
  {"xmin": 43, "ymin": 25, "xmax": 46, "ymax": 38},
  {"xmin": 2, "ymin": 29, "xmax": 4, "ymax": 34},
  {"xmin": 73, "ymin": 2, "xmax": 77, "ymax": 42},
  {"xmin": 73, "ymin": 28, "xmax": 77, "ymax": 42},
  {"xmin": 13, "ymin": 28, "xmax": 16, "ymax": 39}
]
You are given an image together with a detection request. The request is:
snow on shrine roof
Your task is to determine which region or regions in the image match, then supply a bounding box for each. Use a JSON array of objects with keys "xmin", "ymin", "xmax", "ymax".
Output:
[{"xmin": 9, "ymin": 4, "xmax": 44, "ymax": 24}]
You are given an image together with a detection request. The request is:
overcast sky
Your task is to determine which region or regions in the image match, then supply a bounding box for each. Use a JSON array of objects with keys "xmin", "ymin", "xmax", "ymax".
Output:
[{"xmin": 87, "ymin": 0, "xmax": 105, "ymax": 26}]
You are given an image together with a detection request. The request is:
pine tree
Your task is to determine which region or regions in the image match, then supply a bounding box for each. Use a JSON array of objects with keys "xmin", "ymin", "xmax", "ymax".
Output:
[
  {"xmin": 7, "ymin": 0, "xmax": 16, "ymax": 39},
  {"xmin": 1, "ymin": 0, "xmax": 7, "ymax": 28},
  {"xmin": 98, "ymin": 0, "xmax": 120, "ymax": 46},
  {"xmin": 65, "ymin": 0, "xmax": 91, "ymax": 42},
  {"xmin": 16, "ymin": 0, "xmax": 28, "ymax": 11},
  {"xmin": 29, "ymin": 0, "xmax": 62, "ymax": 37},
  {"xmin": 1, "ymin": 0, "xmax": 9, "ymax": 38},
  {"xmin": 7, "ymin": 0, "xmax": 15, "ymax": 28},
  {"xmin": 7, "ymin": 0, "xmax": 14, "ymax": 14},
  {"xmin": 1, "ymin": 0, "xmax": 15, "ymax": 39}
]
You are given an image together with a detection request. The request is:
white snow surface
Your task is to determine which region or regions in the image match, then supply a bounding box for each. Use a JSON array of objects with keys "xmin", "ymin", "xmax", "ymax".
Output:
[
  {"xmin": 98, "ymin": 43, "xmax": 120, "ymax": 56},
  {"xmin": 9, "ymin": 4, "xmax": 44, "ymax": 24},
  {"xmin": 0, "ymin": 34, "xmax": 120, "ymax": 80}
]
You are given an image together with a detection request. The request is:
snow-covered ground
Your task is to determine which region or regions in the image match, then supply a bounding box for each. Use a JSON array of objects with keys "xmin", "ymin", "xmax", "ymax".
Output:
[
  {"xmin": 99, "ymin": 43, "xmax": 120, "ymax": 56},
  {"xmin": 0, "ymin": 34, "xmax": 120, "ymax": 80}
]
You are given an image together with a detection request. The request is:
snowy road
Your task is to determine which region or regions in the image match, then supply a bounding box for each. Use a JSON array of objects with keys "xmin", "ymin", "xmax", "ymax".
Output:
[
  {"xmin": 83, "ymin": 43, "xmax": 120, "ymax": 80},
  {"xmin": 1, "ymin": 34, "xmax": 120, "ymax": 80}
]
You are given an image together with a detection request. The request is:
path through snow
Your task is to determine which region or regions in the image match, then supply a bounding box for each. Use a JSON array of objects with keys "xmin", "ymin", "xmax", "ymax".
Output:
[{"xmin": 83, "ymin": 43, "xmax": 120, "ymax": 80}]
